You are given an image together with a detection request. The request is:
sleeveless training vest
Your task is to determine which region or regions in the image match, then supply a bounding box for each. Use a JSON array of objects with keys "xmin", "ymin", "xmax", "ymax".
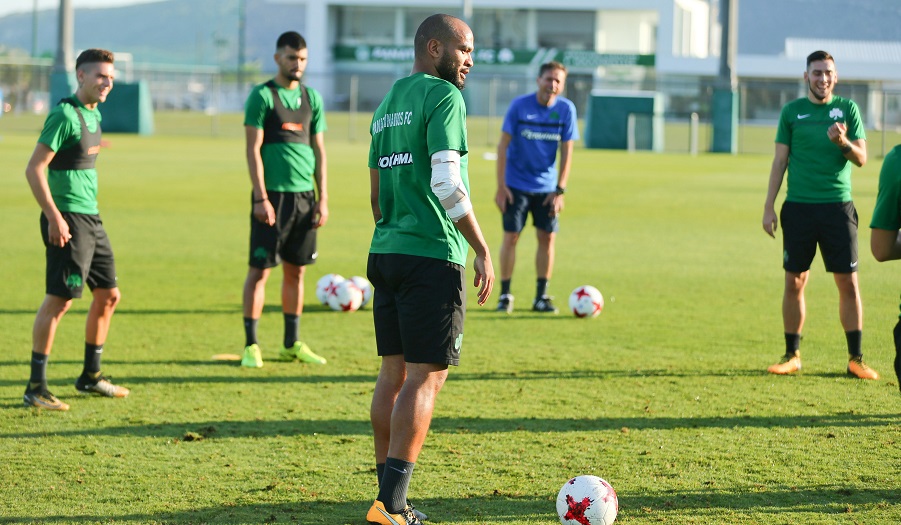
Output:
[
  {"xmin": 48, "ymin": 98, "xmax": 102, "ymax": 171},
  {"xmin": 262, "ymin": 80, "xmax": 312, "ymax": 146}
]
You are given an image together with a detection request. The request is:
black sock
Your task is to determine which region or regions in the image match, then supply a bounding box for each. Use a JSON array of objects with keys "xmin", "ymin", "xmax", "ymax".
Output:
[
  {"xmin": 845, "ymin": 330, "xmax": 862, "ymax": 359},
  {"xmin": 536, "ymin": 278, "xmax": 548, "ymax": 299},
  {"xmin": 83, "ymin": 343, "xmax": 103, "ymax": 376},
  {"xmin": 501, "ymin": 279, "xmax": 511, "ymax": 296},
  {"xmin": 29, "ymin": 352, "xmax": 48, "ymax": 391},
  {"xmin": 244, "ymin": 317, "xmax": 258, "ymax": 347},
  {"xmin": 893, "ymin": 321, "xmax": 901, "ymax": 392},
  {"xmin": 784, "ymin": 333, "xmax": 801, "ymax": 357},
  {"xmin": 377, "ymin": 457, "xmax": 414, "ymax": 514},
  {"xmin": 376, "ymin": 462, "xmax": 385, "ymax": 485},
  {"xmin": 284, "ymin": 314, "xmax": 299, "ymax": 348}
]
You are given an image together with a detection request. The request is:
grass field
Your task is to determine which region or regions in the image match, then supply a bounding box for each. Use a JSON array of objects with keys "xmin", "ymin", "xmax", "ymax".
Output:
[{"xmin": 1, "ymin": 111, "xmax": 899, "ymax": 525}]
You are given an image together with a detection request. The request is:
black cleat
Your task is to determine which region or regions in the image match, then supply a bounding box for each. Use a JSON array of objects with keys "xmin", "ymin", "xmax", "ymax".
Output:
[
  {"xmin": 532, "ymin": 295, "xmax": 558, "ymax": 314},
  {"xmin": 496, "ymin": 294, "xmax": 514, "ymax": 314}
]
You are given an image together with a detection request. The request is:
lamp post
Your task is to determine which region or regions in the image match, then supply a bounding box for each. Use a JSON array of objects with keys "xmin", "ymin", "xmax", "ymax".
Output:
[
  {"xmin": 711, "ymin": 0, "xmax": 738, "ymax": 153},
  {"xmin": 237, "ymin": 0, "xmax": 246, "ymax": 93},
  {"xmin": 49, "ymin": 0, "xmax": 75, "ymax": 105},
  {"xmin": 32, "ymin": 0, "xmax": 39, "ymax": 58}
]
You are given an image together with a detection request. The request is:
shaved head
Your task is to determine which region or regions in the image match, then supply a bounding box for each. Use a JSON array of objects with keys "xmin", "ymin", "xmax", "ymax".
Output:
[{"xmin": 414, "ymin": 14, "xmax": 465, "ymax": 60}]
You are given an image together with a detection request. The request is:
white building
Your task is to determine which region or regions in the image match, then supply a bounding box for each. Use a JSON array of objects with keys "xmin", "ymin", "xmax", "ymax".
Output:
[{"xmin": 288, "ymin": 0, "xmax": 899, "ymax": 126}]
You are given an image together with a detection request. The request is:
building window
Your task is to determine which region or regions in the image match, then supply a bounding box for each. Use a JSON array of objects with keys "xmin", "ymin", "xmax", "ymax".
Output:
[
  {"xmin": 672, "ymin": 1, "xmax": 710, "ymax": 58},
  {"xmin": 536, "ymin": 10, "xmax": 595, "ymax": 51},
  {"xmin": 336, "ymin": 6, "xmax": 395, "ymax": 46},
  {"xmin": 471, "ymin": 9, "xmax": 531, "ymax": 49}
]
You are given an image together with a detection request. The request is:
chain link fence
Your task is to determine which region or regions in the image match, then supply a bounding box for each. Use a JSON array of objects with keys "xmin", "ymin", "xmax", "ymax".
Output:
[{"xmin": 3, "ymin": 59, "xmax": 900, "ymax": 155}]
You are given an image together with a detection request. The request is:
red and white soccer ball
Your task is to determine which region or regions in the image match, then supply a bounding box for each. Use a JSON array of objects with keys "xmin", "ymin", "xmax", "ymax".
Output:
[
  {"xmin": 569, "ymin": 285, "xmax": 604, "ymax": 318},
  {"xmin": 350, "ymin": 276, "xmax": 373, "ymax": 307},
  {"xmin": 316, "ymin": 273, "xmax": 345, "ymax": 305},
  {"xmin": 556, "ymin": 475, "xmax": 618, "ymax": 525},
  {"xmin": 327, "ymin": 279, "xmax": 364, "ymax": 312}
]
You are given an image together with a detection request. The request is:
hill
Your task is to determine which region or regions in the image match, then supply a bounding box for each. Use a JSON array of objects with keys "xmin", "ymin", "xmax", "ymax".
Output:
[{"xmin": 0, "ymin": 0, "xmax": 306, "ymax": 69}]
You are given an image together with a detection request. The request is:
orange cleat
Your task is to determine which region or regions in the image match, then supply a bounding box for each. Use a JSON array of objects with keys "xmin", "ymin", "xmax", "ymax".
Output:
[
  {"xmin": 847, "ymin": 357, "xmax": 879, "ymax": 380},
  {"xmin": 366, "ymin": 500, "xmax": 423, "ymax": 525},
  {"xmin": 767, "ymin": 352, "xmax": 801, "ymax": 375}
]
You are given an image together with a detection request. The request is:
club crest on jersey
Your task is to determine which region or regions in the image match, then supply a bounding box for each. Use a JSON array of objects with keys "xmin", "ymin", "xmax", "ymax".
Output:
[
  {"xmin": 378, "ymin": 152, "xmax": 413, "ymax": 169},
  {"xmin": 829, "ymin": 108, "xmax": 844, "ymax": 120}
]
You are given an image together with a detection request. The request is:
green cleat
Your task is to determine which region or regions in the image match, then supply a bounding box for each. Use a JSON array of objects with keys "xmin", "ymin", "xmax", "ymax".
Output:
[
  {"xmin": 241, "ymin": 344, "xmax": 264, "ymax": 368},
  {"xmin": 280, "ymin": 341, "xmax": 326, "ymax": 364}
]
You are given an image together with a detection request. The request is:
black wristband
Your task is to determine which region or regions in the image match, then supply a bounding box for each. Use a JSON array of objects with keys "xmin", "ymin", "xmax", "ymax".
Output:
[
  {"xmin": 840, "ymin": 144, "xmax": 853, "ymax": 154},
  {"xmin": 555, "ymin": 185, "xmax": 566, "ymax": 195},
  {"xmin": 253, "ymin": 197, "xmax": 266, "ymax": 204}
]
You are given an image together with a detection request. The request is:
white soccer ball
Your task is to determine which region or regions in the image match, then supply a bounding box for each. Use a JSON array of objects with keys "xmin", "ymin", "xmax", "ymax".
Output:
[
  {"xmin": 327, "ymin": 279, "xmax": 364, "ymax": 312},
  {"xmin": 557, "ymin": 475, "xmax": 618, "ymax": 525},
  {"xmin": 569, "ymin": 285, "xmax": 604, "ymax": 318},
  {"xmin": 350, "ymin": 276, "xmax": 373, "ymax": 307},
  {"xmin": 316, "ymin": 273, "xmax": 345, "ymax": 305}
]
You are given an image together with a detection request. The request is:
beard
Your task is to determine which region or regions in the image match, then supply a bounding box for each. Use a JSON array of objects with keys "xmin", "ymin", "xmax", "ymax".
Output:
[
  {"xmin": 436, "ymin": 53, "xmax": 464, "ymax": 90},
  {"xmin": 808, "ymin": 79, "xmax": 828, "ymax": 101}
]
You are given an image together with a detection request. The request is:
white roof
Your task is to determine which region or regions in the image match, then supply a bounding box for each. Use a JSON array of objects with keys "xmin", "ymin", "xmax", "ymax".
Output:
[{"xmin": 785, "ymin": 38, "xmax": 901, "ymax": 64}]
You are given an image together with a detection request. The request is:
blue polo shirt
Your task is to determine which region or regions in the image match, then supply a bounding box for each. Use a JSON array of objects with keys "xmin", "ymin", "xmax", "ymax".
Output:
[{"xmin": 501, "ymin": 93, "xmax": 579, "ymax": 193}]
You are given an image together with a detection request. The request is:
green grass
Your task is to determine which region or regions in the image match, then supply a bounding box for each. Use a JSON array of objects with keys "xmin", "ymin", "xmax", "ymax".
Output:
[{"xmin": 1, "ymin": 111, "xmax": 900, "ymax": 525}]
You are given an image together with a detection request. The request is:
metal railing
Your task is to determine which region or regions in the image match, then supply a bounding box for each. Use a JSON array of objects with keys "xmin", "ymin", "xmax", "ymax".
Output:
[{"xmin": 3, "ymin": 59, "xmax": 900, "ymax": 155}]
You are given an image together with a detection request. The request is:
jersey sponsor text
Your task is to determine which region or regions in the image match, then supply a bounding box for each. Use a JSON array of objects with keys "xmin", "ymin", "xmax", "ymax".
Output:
[
  {"xmin": 378, "ymin": 152, "xmax": 414, "ymax": 170},
  {"xmin": 520, "ymin": 128, "xmax": 562, "ymax": 142}
]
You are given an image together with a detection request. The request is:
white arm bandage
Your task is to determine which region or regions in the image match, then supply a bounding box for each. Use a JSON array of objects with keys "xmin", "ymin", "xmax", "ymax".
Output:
[{"xmin": 430, "ymin": 150, "xmax": 472, "ymax": 222}]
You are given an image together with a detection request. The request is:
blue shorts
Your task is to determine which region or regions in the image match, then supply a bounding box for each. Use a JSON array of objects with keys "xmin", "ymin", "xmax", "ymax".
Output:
[{"xmin": 502, "ymin": 187, "xmax": 559, "ymax": 234}]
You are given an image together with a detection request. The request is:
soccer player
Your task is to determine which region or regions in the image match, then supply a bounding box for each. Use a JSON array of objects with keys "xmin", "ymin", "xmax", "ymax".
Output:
[
  {"xmin": 495, "ymin": 61, "xmax": 579, "ymax": 314},
  {"xmin": 241, "ymin": 31, "xmax": 328, "ymax": 368},
  {"xmin": 23, "ymin": 48, "xmax": 130, "ymax": 411},
  {"xmin": 365, "ymin": 14, "xmax": 494, "ymax": 525},
  {"xmin": 869, "ymin": 144, "xmax": 901, "ymax": 392},
  {"xmin": 762, "ymin": 50, "xmax": 877, "ymax": 379}
]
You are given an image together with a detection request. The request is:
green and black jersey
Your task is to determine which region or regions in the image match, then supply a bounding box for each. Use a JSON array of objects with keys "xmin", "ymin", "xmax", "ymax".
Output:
[
  {"xmin": 368, "ymin": 73, "xmax": 470, "ymax": 267},
  {"xmin": 244, "ymin": 81, "xmax": 327, "ymax": 192},
  {"xmin": 38, "ymin": 97, "xmax": 103, "ymax": 214},
  {"xmin": 776, "ymin": 95, "xmax": 866, "ymax": 203}
]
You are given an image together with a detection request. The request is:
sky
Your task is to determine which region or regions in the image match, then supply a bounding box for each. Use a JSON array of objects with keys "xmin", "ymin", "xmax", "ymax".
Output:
[{"xmin": 0, "ymin": 0, "xmax": 159, "ymax": 18}]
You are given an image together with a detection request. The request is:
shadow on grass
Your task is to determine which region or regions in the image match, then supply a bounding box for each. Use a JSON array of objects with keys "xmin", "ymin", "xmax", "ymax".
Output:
[
  {"xmin": 0, "ymin": 496, "xmax": 549, "ymax": 524},
  {"xmin": 0, "ymin": 304, "xmax": 343, "ymax": 316},
  {"xmin": 0, "ymin": 365, "xmax": 880, "ymax": 391},
  {"xmin": 1, "ymin": 486, "xmax": 897, "ymax": 524},
  {"xmin": 0, "ymin": 409, "xmax": 897, "ymax": 440}
]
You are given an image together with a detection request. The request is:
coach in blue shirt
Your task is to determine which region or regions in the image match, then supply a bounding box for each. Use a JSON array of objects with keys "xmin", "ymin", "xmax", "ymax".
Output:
[{"xmin": 494, "ymin": 61, "xmax": 580, "ymax": 314}]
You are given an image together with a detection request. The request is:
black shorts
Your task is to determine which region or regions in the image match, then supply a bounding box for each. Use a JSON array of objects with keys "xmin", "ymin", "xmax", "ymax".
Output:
[
  {"xmin": 249, "ymin": 191, "xmax": 318, "ymax": 269},
  {"xmin": 781, "ymin": 200, "xmax": 858, "ymax": 273},
  {"xmin": 367, "ymin": 253, "xmax": 465, "ymax": 366},
  {"xmin": 42, "ymin": 212, "xmax": 118, "ymax": 299},
  {"xmin": 502, "ymin": 187, "xmax": 559, "ymax": 234}
]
